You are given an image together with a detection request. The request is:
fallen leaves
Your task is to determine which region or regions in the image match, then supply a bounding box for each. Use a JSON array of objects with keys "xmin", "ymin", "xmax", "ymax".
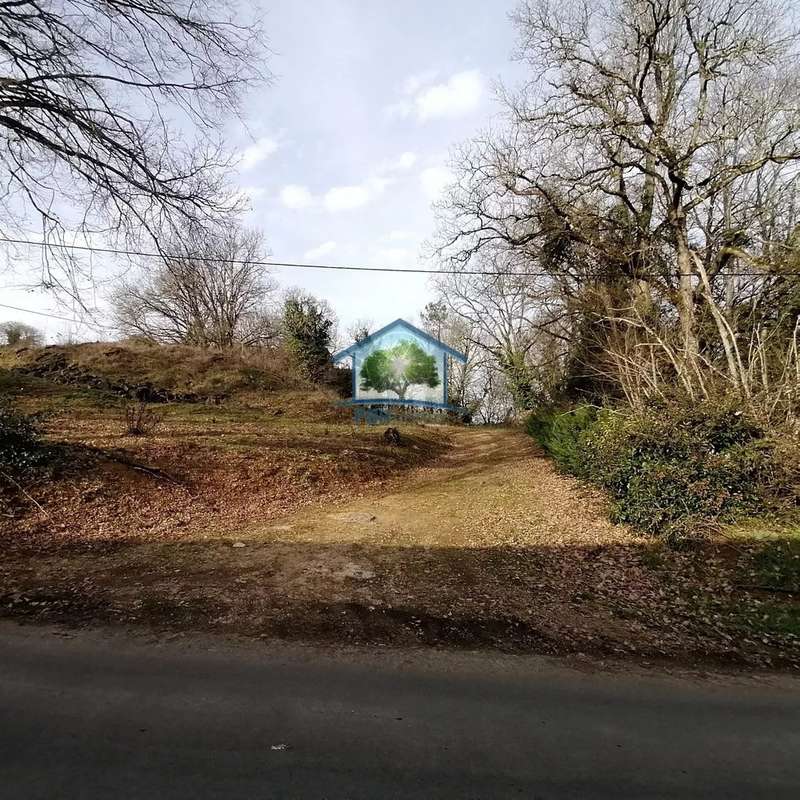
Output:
[{"xmin": 1, "ymin": 407, "xmax": 797, "ymax": 670}]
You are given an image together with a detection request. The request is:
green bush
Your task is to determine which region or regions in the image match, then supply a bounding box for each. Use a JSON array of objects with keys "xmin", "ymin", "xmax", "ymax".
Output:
[
  {"xmin": 525, "ymin": 406, "xmax": 556, "ymax": 444},
  {"xmin": 0, "ymin": 404, "xmax": 53, "ymax": 477},
  {"xmin": 525, "ymin": 405, "xmax": 598, "ymax": 475},
  {"xmin": 581, "ymin": 403, "xmax": 797, "ymax": 540},
  {"xmin": 282, "ymin": 293, "xmax": 335, "ymax": 382},
  {"xmin": 527, "ymin": 400, "xmax": 799, "ymax": 541}
]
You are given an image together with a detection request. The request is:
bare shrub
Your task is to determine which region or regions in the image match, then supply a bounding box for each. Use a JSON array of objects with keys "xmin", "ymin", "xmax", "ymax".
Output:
[{"xmin": 124, "ymin": 403, "xmax": 162, "ymax": 436}]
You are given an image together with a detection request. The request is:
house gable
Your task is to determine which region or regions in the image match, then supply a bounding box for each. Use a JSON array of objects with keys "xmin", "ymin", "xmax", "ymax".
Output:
[
  {"xmin": 332, "ymin": 318, "xmax": 467, "ymax": 364},
  {"xmin": 332, "ymin": 318, "xmax": 466, "ymax": 408}
]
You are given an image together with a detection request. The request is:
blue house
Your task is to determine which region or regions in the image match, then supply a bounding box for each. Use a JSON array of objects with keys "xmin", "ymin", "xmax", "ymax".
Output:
[{"xmin": 332, "ymin": 318, "xmax": 467, "ymax": 410}]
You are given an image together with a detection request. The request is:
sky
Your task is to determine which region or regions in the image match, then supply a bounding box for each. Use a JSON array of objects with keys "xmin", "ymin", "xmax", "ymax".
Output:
[{"xmin": 1, "ymin": 0, "xmax": 524, "ymax": 343}]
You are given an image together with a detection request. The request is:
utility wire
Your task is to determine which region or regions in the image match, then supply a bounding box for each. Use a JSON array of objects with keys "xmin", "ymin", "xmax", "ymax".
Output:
[
  {"xmin": 1, "ymin": 235, "xmax": 797, "ymax": 278},
  {"xmin": 0, "ymin": 302, "xmax": 113, "ymax": 329}
]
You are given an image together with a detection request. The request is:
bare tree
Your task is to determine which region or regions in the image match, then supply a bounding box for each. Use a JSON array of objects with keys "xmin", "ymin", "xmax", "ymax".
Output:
[
  {"xmin": 436, "ymin": 0, "xmax": 800, "ymax": 413},
  {"xmin": 419, "ymin": 301, "xmax": 448, "ymax": 341},
  {"xmin": 0, "ymin": 1, "xmax": 266, "ymax": 296},
  {"xmin": 434, "ymin": 249, "xmax": 570, "ymax": 409},
  {"xmin": 470, "ymin": 358, "xmax": 517, "ymax": 424},
  {"xmin": 419, "ymin": 300, "xmax": 478, "ymax": 410},
  {"xmin": 346, "ymin": 318, "xmax": 374, "ymax": 344},
  {"xmin": 113, "ymin": 225, "xmax": 277, "ymax": 348}
]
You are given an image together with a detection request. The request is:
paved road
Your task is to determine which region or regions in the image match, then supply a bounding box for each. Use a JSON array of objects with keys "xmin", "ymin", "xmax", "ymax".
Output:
[{"xmin": 1, "ymin": 623, "xmax": 798, "ymax": 799}]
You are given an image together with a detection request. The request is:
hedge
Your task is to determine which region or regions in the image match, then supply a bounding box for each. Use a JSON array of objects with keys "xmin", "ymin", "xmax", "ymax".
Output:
[{"xmin": 527, "ymin": 401, "xmax": 798, "ymax": 541}]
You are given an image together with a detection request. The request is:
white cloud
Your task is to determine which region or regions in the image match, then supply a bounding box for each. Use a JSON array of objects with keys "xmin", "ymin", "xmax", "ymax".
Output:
[
  {"xmin": 383, "ymin": 72, "xmax": 440, "ymax": 119},
  {"xmin": 367, "ymin": 175, "xmax": 393, "ymax": 194},
  {"xmin": 386, "ymin": 229, "xmax": 414, "ymax": 242},
  {"xmin": 420, "ymin": 166, "xmax": 454, "ymax": 201},
  {"xmin": 377, "ymin": 151, "xmax": 417, "ymax": 171},
  {"xmin": 324, "ymin": 174, "xmax": 393, "ymax": 212},
  {"xmin": 238, "ymin": 137, "xmax": 279, "ymax": 170},
  {"xmin": 280, "ymin": 184, "xmax": 313, "ymax": 209},
  {"xmin": 402, "ymin": 69, "xmax": 438, "ymax": 95},
  {"xmin": 415, "ymin": 70, "xmax": 483, "ymax": 120},
  {"xmin": 305, "ymin": 241, "xmax": 337, "ymax": 260},
  {"xmin": 319, "ymin": 162, "xmax": 404, "ymax": 215},
  {"xmin": 324, "ymin": 185, "xmax": 370, "ymax": 212},
  {"xmin": 395, "ymin": 151, "xmax": 417, "ymax": 170},
  {"xmin": 387, "ymin": 70, "xmax": 484, "ymax": 122}
]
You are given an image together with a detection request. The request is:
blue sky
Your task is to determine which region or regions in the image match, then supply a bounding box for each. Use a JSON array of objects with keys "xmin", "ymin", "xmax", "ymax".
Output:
[{"xmin": 2, "ymin": 0, "xmax": 523, "ymax": 342}]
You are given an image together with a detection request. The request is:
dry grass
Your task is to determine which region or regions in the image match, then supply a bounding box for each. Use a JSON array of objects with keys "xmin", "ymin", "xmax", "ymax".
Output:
[
  {"xmin": 0, "ymin": 345, "xmax": 453, "ymax": 546},
  {"xmin": 2, "ymin": 412, "xmax": 798, "ymax": 668},
  {"xmin": 1, "ymin": 339, "xmax": 307, "ymax": 396},
  {"xmin": 1, "ymin": 342, "xmax": 798, "ymax": 670}
]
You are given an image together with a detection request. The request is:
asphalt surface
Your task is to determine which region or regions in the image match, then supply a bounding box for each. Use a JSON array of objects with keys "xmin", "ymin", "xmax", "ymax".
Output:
[{"xmin": 1, "ymin": 623, "xmax": 799, "ymax": 799}]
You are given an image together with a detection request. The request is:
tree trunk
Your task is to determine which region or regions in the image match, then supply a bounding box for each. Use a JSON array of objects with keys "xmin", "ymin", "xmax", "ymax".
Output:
[
  {"xmin": 675, "ymin": 231, "xmax": 699, "ymax": 360},
  {"xmin": 692, "ymin": 253, "xmax": 749, "ymax": 397},
  {"xmin": 669, "ymin": 200, "xmax": 701, "ymax": 396}
]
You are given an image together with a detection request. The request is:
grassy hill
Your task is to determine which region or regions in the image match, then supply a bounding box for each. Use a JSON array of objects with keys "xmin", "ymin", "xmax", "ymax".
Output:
[
  {"xmin": 0, "ymin": 339, "xmax": 307, "ymax": 399},
  {"xmin": 0, "ymin": 341, "xmax": 453, "ymax": 545}
]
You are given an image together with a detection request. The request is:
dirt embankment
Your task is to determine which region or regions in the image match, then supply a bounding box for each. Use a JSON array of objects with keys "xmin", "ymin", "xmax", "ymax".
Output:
[
  {"xmin": 4, "ymin": 340, "xmax": 308, "ymax": 401},
  {"xmin": 15, "ymin": 349, "xmax": 201, "ymax": 402}
]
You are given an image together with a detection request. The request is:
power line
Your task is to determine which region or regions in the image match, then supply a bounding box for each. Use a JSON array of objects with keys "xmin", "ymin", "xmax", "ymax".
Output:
[
  {"xmin": 0, "ymin": 235, "xmax": 498, "ymax": 275},
  {"xmin": 0, "ymin": 302, "xmax": 112, "ymax": 329},
  {"xmin": 1, "ymin": 235, "xmax": 796, "ymax": 278}
]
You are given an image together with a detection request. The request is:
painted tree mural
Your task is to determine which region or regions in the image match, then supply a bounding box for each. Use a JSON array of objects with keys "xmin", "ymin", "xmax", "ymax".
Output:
[{"xmin": 359, "ymin": 340, "xmax": 440, "ymax": 400}]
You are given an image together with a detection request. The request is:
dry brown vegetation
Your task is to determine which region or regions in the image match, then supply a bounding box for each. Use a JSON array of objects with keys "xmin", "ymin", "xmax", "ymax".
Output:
[
  {"xmin": 1, "ymin": 339, "xmax": 305, "ymax": 397},
  {"xmin": 1, "ymin": 419, "xmax": 798, "ymax": 670},
  {"xmin": 0, "ymin": 343, "xmax": 451, "ymax": 545},
  {"xmin": 1, "ymin": 342, "xmax": 798, "ymax": 671}
]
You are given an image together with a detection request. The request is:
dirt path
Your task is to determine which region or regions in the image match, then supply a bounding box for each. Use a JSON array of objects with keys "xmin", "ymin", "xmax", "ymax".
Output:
[
  {"xmin": 217, "ymin": 426, "xmax": 658, "ymax": 656},
  {"xmin": 1, "ymin": 426, "xmax": 798, "ymax": 668},
  {"xmin": 253, "ymin": 425, "xmax": 628, "ymax": 549}
]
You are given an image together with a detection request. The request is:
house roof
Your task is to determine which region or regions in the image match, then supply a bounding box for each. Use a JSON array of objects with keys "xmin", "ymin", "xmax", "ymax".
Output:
[{"xmin": 332, "ymin": 318, "xmax": 467, "ymax": 363}]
